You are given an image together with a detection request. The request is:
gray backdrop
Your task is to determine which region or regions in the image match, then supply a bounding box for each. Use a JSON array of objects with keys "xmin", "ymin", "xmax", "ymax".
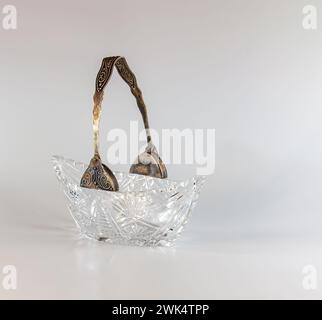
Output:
[{"xmin": 1, "ymin": 0, "xmax": 321, "ymax": 245}]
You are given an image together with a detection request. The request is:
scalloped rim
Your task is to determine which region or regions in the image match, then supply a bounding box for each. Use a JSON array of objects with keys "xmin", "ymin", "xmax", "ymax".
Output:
[{"xmin": 52, "ymin": 155, "xmax": 206, "ymax": 195}]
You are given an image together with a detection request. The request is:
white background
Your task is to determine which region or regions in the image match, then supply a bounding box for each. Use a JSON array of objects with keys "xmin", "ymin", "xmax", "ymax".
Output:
[{"xmin": 1, "ymin": 0, "xmax": 322, "ymax": 299}]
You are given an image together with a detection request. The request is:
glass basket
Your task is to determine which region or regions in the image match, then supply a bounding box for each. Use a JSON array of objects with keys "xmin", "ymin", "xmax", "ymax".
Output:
[{"xmin": 53, "ymin": 156, "xmax": 205, "ymax": 247}]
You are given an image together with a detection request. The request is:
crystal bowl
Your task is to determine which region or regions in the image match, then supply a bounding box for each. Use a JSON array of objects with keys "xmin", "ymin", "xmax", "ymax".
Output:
[{"xmin": 52, "ymin": 156, "xmax": 205, "ymax": 247}]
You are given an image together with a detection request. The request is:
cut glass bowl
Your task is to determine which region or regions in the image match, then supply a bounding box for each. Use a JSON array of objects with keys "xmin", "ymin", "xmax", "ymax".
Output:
[{"xmin": 52, "ymin": 155, "xmax": 205, "ymax": 247}]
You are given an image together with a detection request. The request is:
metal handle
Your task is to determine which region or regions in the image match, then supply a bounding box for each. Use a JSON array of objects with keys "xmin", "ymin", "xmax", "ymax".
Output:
[
  {"xmin": 93, "ymin": 56, "xmax": 152, "ymax": 157},
  {"xmin": 81, "ymin": 56, "xmax": 167, "ymax": 192}
]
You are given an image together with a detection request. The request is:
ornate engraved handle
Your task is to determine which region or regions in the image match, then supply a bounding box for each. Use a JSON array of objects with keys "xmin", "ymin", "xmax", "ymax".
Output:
[
  {"xmin": 81, "ymin": 56, "xmax": 167, "ymax": 192},
  {"xmin": 92, "ymin": 56, "xmax": 152, "ymax": 156}
]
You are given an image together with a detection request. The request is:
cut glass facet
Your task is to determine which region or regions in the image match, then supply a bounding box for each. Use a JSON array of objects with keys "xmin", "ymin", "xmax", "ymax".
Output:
[{"xmin": 53, "ymin": 156, "xmax": 205, "ymax": 247}]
